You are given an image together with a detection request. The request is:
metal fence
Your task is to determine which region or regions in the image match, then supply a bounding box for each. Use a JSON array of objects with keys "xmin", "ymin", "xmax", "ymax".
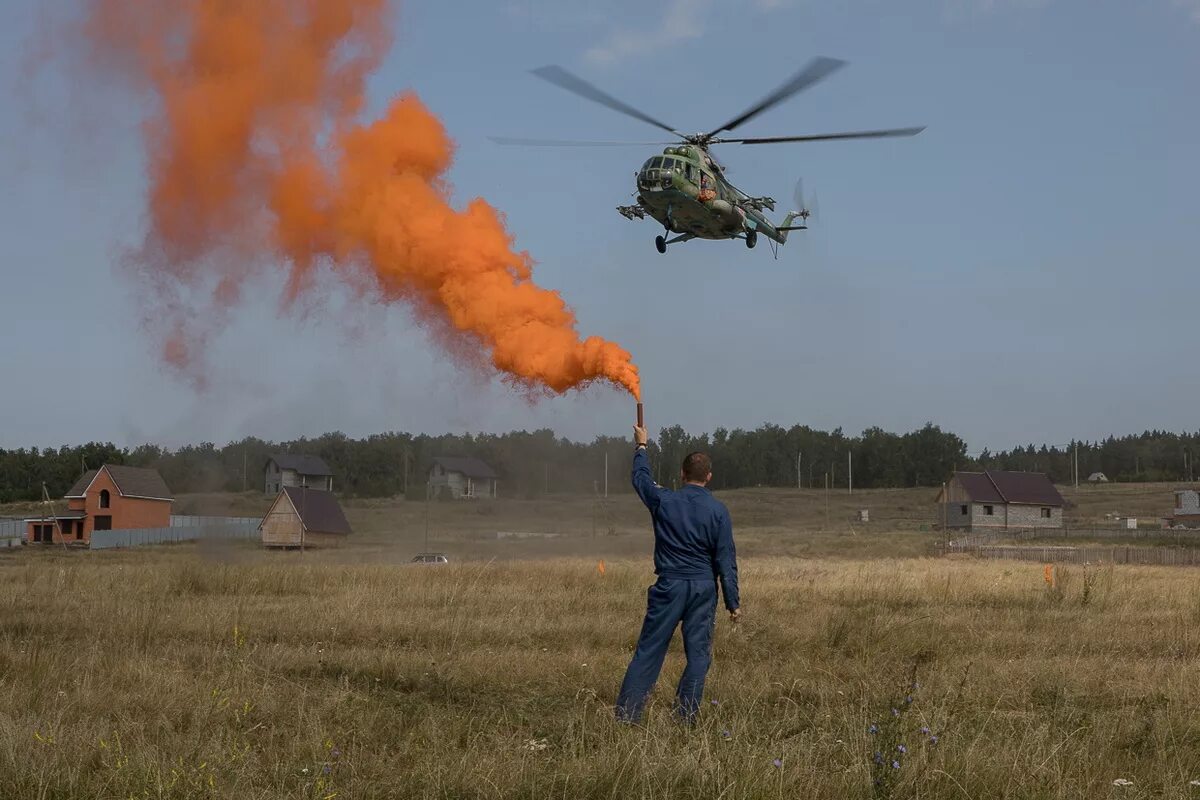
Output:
[
  {"xmin": 91, "ymin": 517, "xmax": 260, "ymax": 550},
  {"xmin": 170, "ymin": 515, "xmax": 260, "ymax": 529}
]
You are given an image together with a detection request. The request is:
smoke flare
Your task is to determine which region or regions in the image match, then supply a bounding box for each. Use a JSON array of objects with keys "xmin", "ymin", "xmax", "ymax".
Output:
[{"xmin": 83, "ymin": 0, "xmax": 640, "ymax": 398}]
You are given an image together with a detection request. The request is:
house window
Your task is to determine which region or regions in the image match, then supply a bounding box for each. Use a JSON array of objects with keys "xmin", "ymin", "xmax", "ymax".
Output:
[
  {"xmin": 983, "ymin": 505, "xmax": 994, "ymax": 516},
  {"xmin": 61, "ymin": 520, "xmax": 72, "ymax": 536},
  {"xmin": 99, "ymin": 489, "xmax": 111, "ymax": 509},
  {"xmin": 1041, "ymin": 508, "xmax": 1052, "ymax": 519},
  {"xmin": 94, "ymin": 516, "xmax": 112, "ymax": 531},
  {"xmin": 960, "ymin": 505, "xmax": 968, "ymax": 515}
]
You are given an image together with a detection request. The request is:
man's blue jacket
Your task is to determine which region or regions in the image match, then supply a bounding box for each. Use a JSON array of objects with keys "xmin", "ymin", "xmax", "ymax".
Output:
[{"xmin": 631, "ymin": 448, "xmax": 739, "ymax": 611}]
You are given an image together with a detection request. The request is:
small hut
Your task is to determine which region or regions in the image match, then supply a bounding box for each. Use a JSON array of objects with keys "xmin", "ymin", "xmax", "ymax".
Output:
[{"xmin": 260, "ymin": 487, "xmax": 352, "ymax": 548}]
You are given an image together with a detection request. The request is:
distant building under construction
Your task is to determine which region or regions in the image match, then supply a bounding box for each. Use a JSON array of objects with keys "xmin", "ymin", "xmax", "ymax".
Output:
[{"xmin": 938, "ymin": 470, "xmax": 1065, "ymax": 530}]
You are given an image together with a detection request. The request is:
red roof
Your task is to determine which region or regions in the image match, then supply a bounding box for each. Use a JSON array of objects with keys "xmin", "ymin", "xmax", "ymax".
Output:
[{"xmin": 955, "ymin": 470, "xmax": 1064, "ymax": 507}]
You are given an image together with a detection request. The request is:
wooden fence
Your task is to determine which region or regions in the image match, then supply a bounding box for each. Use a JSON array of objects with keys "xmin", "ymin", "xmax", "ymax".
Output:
[
  {"xmin": 947, "ymin": 527, "xmax": 1200, "ymax": 548},
  {"xmin": 938, "ymin": 542, "xmax": 1200, "ymax": 567}
]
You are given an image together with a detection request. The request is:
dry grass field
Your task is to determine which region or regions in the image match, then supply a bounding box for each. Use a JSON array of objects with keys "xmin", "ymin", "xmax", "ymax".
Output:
[{"xmin": 2, "ymin": 481, "xmax": 1197, "ymax": 799}]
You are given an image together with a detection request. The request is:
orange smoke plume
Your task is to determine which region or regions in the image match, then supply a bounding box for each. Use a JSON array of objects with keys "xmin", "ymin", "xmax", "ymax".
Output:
[{"xmin": 83, "ymin": 0, "xmax": 639, "ymax": 399}]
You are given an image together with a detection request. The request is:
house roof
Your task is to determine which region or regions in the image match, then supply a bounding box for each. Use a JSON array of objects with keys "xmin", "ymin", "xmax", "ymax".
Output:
[
  {"xmin": 267, "ymin": 454, "xmax": 333, "ymax": 476},
  {"xmin": 955, "ymin": 472, "xmax": 1004, "ymax": 503},
  {"xmin": 279, "ymin": 486, "xmax": 352, "ymax": 535},
  {"xmin": 955, "ymin": 470, "xmax": 1065, "ymax": 507},
  {"xmin": 66, "ymin": 465, "xmax": 173, "ymax": 501},
  {"xmin": 432, "ymin": 456, "xmax": 498, "ymax": 479}
]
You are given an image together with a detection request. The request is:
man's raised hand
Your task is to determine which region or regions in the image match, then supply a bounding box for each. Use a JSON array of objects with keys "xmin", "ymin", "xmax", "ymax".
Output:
[{"xmin": 633, "ymin": 426, "xmax": 649, "ymax": 446}]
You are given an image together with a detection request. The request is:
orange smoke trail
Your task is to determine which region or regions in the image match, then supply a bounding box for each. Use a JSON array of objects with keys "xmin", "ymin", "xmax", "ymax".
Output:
[{"xmin": 83, "ymin": 0, "xmax": 640, "ymax": 399}]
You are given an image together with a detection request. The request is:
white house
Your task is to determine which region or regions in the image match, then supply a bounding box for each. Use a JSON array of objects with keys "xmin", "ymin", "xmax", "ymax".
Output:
[
  {"xmin": 428, "ymin": 457, "xmax": 498, "ymax": 499},
  {"xmin": 264, "ymin": 455, "xmax": 333, "ymax": 495}
]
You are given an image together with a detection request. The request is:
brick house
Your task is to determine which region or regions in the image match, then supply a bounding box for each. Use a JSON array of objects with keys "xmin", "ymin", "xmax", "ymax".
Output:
[
  {"xmin": 937, "ymin": 470, "xmax": 1065, "ymax": 530},
  {"xmin": 26, "ymin": 465, "xmax": 173, "ymax": 545}
]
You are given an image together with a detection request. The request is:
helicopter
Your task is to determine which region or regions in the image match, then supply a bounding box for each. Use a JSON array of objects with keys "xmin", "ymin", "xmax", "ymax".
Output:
[{"xmin": 492, "ymin": 58, "xmax": 923, "ymax": 254}]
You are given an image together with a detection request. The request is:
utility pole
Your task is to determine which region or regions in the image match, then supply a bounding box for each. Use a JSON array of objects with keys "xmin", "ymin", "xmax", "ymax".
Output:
[
  {"xmin": 424, "ymin": 484, "xmax": 431, "ymax": 553},
  {"xmin": 941, "ymin": 481, "xmax": 947, "ymax": 534},
  {"xmin": 242, "ymin": 450, "xmax": 247, "ymax": 493},
  {"xmin": 797, "ymin": 451, "xmax": 802, "ymax": 490},
  {"xmin": 1073, "ymin": 442, "xmax": 1079, "ymax": 489},
  {"xmin": 824, "ymin": 471, "xmax": 830, "ymax": 531},
  {"xmin": 848, "ymin": 450, "xmax": 853, "ymax": 495},
  {"xmin": 604, "ymin": 451, "xmax": 609, "ymax": 499}
]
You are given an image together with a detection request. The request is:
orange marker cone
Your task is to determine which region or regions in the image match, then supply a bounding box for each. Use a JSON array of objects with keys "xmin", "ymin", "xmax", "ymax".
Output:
[{"xmin": 597, "ymin": 560, "xmax": 606, "ymax": 576}]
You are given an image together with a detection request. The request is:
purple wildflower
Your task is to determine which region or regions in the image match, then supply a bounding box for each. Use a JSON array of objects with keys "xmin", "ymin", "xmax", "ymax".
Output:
[
  {"xmin": 930, "ymin": 735, "xmax": 939, "ymax": 745},
  {"xmin": 322, "ymin": 764, "xmax": 331, "ymax": 775},
  {"xmin": 331, "ymin": 748, "xmax": 341, "ymax": 759},
  {"xmin": 892, "ymin": 760, "xmax": 901, "ymax": 770},
  {"xmin": 721, "ymin": 730, "xmax": 731, "ymax": 739},
  {"xmin": 711, "ymin": 699, "xmax": 719, "ymax": 706},
  {"xmin": 920, "ymin": 727, "xmax": 930, "ymax": 735},
  {"xmin": 773, "ymin": 759, "xmax": 783, "ymax": 768},
  {"xmin": 868, "ymin": 724, "xmax": 879, "ymax": 734},
  {"xmin": 873, "ymin": 752, "xmax": 883, "ymax": 765},
  {"xmin": 905, "ymin": 695, "xmax": 913, "ymax": 705},
  {"xmin": 891, "ymin": 708, "xmax": 900, "ymax": 717},
  {"xmin": 896, "ymin": 744, "xmax": 907, "ymax": 754}
]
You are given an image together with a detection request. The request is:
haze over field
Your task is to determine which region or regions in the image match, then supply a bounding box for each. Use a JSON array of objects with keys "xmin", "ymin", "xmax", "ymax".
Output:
[{"xmin": 1, "ymin": 0, "xmax": 1196, "ymax": 453}]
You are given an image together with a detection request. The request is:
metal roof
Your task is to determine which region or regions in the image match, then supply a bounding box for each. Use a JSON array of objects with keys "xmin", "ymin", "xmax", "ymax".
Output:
[
  {"xmin": 66, "ymin": 465, "xmax": 173, "ymax": 500},
  {"xmin": 954, "ymin": 470, "xmax": 1064, "ymax": 507},
  {"xmin": 279, "ymin": 487, "xmax": 352, "ymax": 535},
  {"xmin": 432, "ymin": 456, "xmax": 498, "ymax": 479},
  {"xmin": 267, "ymin": 454, "xmax": 333, "ymax": 476}
]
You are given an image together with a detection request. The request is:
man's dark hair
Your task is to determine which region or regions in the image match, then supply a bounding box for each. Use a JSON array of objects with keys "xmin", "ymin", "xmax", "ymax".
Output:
[{"xmin": 681, "ymin": 452, "xmax": 713, "ymax": 484}]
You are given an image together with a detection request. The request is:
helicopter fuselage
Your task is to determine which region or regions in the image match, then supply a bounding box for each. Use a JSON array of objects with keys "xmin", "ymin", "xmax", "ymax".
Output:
[{"xmin": 632, "ymin": 145, "xmax": 785, "ymax": 244}]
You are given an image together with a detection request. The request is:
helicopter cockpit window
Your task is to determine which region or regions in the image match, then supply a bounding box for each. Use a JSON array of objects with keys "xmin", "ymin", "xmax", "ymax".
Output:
[{"xmin": 649, "ymin": 157, "xmax": 664, "ymax": 169}]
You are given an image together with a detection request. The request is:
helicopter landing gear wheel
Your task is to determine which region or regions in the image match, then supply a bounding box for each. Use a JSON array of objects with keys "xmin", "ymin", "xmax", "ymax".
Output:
[
  {"xmin": 745, "ymin": 230, "xmax": 757, "ymax": 249},
  {"xmin": 655, "ymin": 235, "xmax": 667, "ymax": 254}
]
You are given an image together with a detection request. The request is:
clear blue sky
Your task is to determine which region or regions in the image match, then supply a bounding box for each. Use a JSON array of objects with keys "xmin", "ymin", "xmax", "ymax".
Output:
[{"xmin": 1, "ymin": 0, "xmax": 1197, "ymax": 454}]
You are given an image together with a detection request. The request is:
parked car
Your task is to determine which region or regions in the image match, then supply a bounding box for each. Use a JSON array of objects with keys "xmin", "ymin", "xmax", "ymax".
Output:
[{"xmin": 412, "ymin": 552, "xmax": 449, "ymax": 564}]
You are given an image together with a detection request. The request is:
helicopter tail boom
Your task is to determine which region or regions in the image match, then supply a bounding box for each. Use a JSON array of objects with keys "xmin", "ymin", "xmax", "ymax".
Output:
[{"xmin": 774, "ymin": 211, "xmax": 809, "ymax": 243}]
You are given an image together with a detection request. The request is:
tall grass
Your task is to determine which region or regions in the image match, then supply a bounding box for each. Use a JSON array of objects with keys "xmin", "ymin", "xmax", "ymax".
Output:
[{"xmin": 2, "ymin": 549, "xmax": 1200, "ymax": 798}]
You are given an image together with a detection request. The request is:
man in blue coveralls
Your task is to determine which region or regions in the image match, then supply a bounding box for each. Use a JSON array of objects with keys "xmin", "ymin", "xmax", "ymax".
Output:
[{"xmin": 615, "ymin": 424, "xmax": 740, "ymax": 723}]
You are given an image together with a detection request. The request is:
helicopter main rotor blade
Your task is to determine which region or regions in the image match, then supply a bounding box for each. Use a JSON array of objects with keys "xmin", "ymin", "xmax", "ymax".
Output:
[
  {"xmin": 718, "ymin": 126, "xmax": 926, "ymax": 145},
  {"xmin": 705, "ymin": 57, "xmax": 846, "ymax": 138},
  {"xmin": 489, "ymin": 136, "xmax": 675, "ymax": 147},
  {"xmin": 530, "ymin": 65, "xmax": 683, "ymax": 138}
]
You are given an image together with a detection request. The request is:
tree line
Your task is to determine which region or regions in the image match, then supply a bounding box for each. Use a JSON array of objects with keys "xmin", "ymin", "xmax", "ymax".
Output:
[{"xmin": 0, "ymin": 426, "xmax": 1195, "ymax": 503}]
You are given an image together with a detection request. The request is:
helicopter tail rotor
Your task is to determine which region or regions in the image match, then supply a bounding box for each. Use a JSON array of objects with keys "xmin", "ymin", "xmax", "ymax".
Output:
[
  {"xmin": 792, "ymin": 178, "xmax": 817, "ymax": 225},
  {"xmin": 775, "ymin": 178, "xmax": 817, "ymax": 242}
]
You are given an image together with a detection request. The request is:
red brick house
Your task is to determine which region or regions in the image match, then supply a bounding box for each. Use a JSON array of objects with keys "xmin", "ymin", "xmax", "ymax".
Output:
[{"xmin": 26, "ymin": 465, "xmax": 173, "ymax": 545}]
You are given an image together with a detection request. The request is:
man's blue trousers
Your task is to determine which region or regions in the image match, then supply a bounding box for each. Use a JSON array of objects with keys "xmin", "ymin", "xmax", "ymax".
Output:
[{"xmin": 615, "ymin": 576, "xmax": 717, "ymax": 722}]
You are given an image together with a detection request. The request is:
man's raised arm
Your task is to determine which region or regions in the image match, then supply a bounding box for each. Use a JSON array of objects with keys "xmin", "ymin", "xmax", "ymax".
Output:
[{"xmin": 631, "ymin": 426, "xmax": 663, "ymax": 511}]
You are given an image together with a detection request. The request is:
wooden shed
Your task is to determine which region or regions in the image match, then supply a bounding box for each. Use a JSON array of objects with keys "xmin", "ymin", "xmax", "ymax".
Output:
[{"xmin": 260, "ymin": 487, "xmax": 352, "ymax": 548}]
